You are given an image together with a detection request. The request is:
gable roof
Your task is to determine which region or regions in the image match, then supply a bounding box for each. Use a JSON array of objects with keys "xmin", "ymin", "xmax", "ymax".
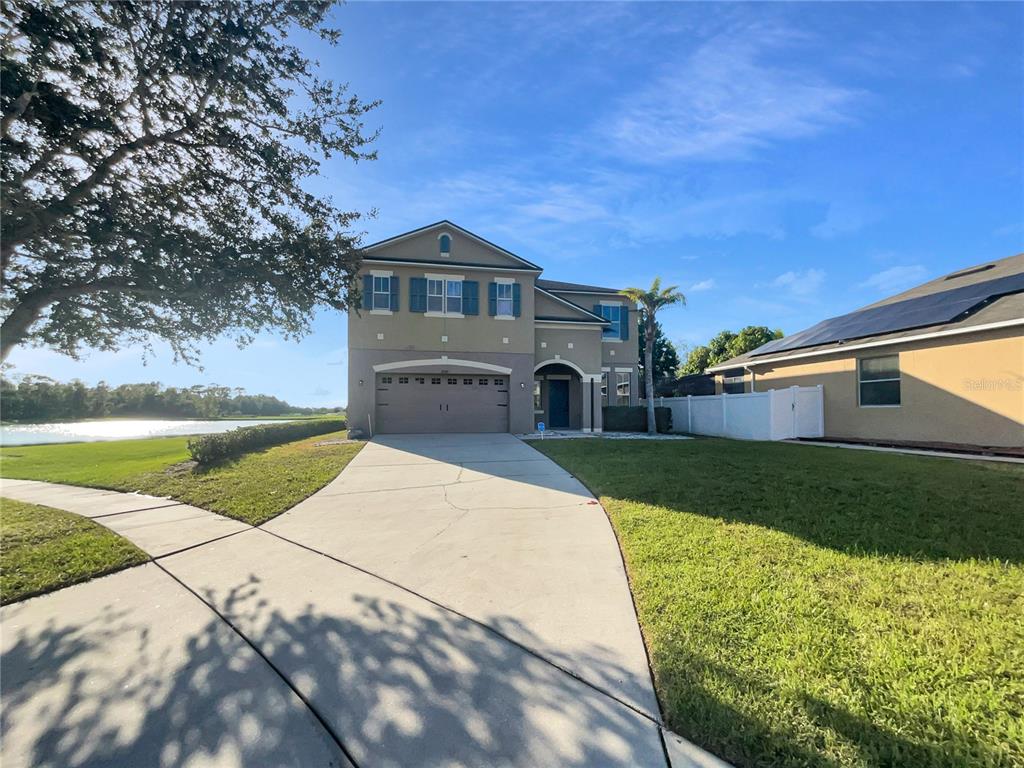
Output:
[
  {"xmin": 362, "ymin": 220, "xmax": 543, "ymax": 271},
  {"xmin": 534, "ymin": 286, "xmax": 609, "ymax": 324},
  {"xmin": 708, "ymin": 253, "xmax": 1024, "ymax": 372},
  {"xmin": 536, "ymin": 278, "xmax": 622, "ymax": 294}
]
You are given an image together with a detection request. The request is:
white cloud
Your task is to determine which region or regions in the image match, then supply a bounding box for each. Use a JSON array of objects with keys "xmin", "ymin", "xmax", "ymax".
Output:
[
  {"xmin": 770, "ymin": 268, "xmax": 825, "ymax": 297},
  {"xmin": 811, "ymin": 202, "xmax": 873, "ymax": 239},
  {"xmin": 688, "ymin": 279, "xmax": 715, "ymax": 292},
  {"xmin": 859, "ymin": 265, "xmax": 929, "ymax": 293},
  {"xmin": 601, "ymin": 27, "xmax": 861, "ymax": 162}
]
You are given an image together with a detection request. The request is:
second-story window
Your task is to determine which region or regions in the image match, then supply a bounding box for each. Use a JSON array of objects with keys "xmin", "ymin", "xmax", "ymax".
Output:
[
  {"xmin": 427, "ymin": 279, "xmax": 444, "ymax": 312},
  {"xmin": 427, "ymin": 278, "xmax": 463, "ymax": 314},
  {"xmin": 446, "ymin": 280, "xmax": 462, "ymax": 314},
  {"xmin": 600, "ymin": 304, "xmax": 622, "ymax": 339},
  {"xmin": 496, "ymin": 283, "xmax": 513, "ymax": 316},
  {"xmin": 439, "ymin": 233, "xmax": 451, "ymax": 257},
  {"xmin": 372, "ymin": 276, "xmax": 392, "ymax": 310}
]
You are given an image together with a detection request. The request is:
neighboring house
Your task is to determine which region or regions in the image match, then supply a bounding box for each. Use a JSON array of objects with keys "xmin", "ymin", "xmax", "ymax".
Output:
[
  {"xmin": 707, "ymin": 254, "xmax": 1024, "ymax": 449},
  {"xmin": 347, "ymin": 221, "xmax": 639, "ymax": 434}
]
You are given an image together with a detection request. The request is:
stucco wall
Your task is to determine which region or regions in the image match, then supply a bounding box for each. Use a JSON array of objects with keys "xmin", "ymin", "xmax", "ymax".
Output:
[
  {"xmin": 350, "ymin": 263, "xmax": 536, "ymax": 355},
  {"xmin": 534, "ymin": 290, "xmax": 586, "ymax": 320},
  {"xmin": 739, "ymin": 328, "xmax": 1023, "ymax": 447},
  {"xmin": 365, "ymin": 227, "xmax": 528, "ymax": 268},
  {"xmin": 534, "ymin": 326, "xmax": 603, "ymax": 374}
]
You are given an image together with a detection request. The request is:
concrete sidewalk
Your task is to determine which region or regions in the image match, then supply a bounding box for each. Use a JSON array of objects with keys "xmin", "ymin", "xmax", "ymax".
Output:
[{"xmin": 1, "ymin": 478, "xmax": 249, "ymax": 556}]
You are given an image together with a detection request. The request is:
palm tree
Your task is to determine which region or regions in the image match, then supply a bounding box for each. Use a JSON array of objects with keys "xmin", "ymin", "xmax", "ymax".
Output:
[{"xmin": 621, "ymin": 278, "xmax": 686, "ymax": 434}]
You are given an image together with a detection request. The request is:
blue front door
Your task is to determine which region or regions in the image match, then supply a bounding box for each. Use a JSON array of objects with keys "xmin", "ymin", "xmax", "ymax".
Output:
[{"xmin": 549, "ymin": 379, "xmax": 570, "ymax": 428}]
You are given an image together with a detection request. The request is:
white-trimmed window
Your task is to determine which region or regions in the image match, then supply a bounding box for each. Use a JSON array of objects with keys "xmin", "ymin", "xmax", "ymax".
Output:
[
  {"xmin": 446, "ymin": 280, "xmax": 462, "ymax": 314},
  {"xmin": 427, "ymin": 277, "xmax": 463, "ymax": 315},
  {"xmin": 439, "ymin": 233, "xmax": 451, "ymax": 257},
  {"xmin": 859, "ymin": 355, "xmax": 901, "ymax": 407},
  {"xmin": 496, "ymin": 282, "xmax": 514, "ymax": 316},
  {"xmin": 601, "ymin": 304, "xmax": 622, "ymax": 339},
  {"xmin": 601, "ymin": 373, "xmax": 609, "ymax": 406},
  {"xmin": 534, "ymin": 379, "xmax": 542, "ymax": 411},
  {"xmin": 372, "ymin": 275, "xmax": 392, "ymax": 310},
  {"xmin": 615, "ymin": 372, "xmax": 630, "ymax": 405},
  {"xmin": 427, "ymin": 279, "xmax": 444, "ymax": 312}
]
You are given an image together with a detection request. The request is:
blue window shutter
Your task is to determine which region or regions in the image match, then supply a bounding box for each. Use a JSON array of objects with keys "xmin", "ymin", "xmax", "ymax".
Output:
[
  {"xmin": 512, "ymin": 283, "xmax": 521, "ymax": 317},
  {"xmin": 409, "ymin": 277, "xmax": 427, "ymax": 312},
  {"xmin": 463, "ymin": 281, "xmax": 479, "ymax": 315},
  {"xmin": 620, "ymin": 307, "xmax": 630, "ymax": 340},
  {"xmin": 362, "ymin": 275, "xmax": 373, "ymax": 310},
  {"xmin": 389, "ymin": 276, "xmax": 399, "ymax": 311},
  {"xmin": 488, "ymin": 282, "xmax": 498, "ymax": 316}
]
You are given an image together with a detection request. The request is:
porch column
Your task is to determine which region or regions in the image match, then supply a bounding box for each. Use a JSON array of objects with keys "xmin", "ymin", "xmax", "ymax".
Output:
[
  {"xmin": 588, "ymin": 375, "xmax": 603, "ymax": 433},
  {"xmin": 582, "ymin": 376, "xmax": 593, "ymax": 432}
]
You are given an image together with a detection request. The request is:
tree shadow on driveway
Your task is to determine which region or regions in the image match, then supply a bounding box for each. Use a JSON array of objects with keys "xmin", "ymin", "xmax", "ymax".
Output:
[{"xmin": 1, "ymin": 568, "xmax": 667, "ymax": 768}]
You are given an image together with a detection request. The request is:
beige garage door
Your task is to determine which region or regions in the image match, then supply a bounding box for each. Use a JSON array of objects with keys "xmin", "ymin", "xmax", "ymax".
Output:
[{"xmin": 375, "ymin": 374, "xmax": 509, "ymax": 434}]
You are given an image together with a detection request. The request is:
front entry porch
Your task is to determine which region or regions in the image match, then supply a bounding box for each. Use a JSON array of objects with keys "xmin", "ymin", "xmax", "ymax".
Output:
[{"xmin": 533, "ymin": 363, "xmax": 603, "ymax": 433}]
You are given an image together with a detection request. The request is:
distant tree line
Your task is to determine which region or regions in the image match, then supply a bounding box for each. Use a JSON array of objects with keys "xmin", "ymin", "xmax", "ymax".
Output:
[{"xmin": 0, "ymin": 377, "xmax": 340, "ymax": 422}]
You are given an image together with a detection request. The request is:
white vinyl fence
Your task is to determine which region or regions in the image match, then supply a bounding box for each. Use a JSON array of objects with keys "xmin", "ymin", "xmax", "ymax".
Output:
[{"xmin": 659, "ymin": 385, "xmax": 824, "ymax": 441}]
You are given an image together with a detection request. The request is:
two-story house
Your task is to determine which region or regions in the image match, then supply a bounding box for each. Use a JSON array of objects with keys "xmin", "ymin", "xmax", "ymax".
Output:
[{"xmin": 347, "ymin": 221, "xmax": 639, "ymax": 435}]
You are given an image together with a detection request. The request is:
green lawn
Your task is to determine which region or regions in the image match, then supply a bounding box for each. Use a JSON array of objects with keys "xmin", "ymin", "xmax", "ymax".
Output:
[
  {"xmin": 533, "ymin": 438, "xmax": 1024, "ymax": 768},
  {"xmin": 0, "ymin": 430, "xmax": 362, "ymax": 525},
  {"xmin": 1, "ymin": 498, "xmax": 148, "ymax": 604}
]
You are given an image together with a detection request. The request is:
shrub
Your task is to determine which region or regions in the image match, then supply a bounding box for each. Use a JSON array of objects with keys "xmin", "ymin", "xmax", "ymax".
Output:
[
  {"xmin": 188, "ymin": 419, "xmax": 345, "ymax": 464},
  {"xmin": 602, "ymin": 406, "xmax": 672, "ymax": 433}
]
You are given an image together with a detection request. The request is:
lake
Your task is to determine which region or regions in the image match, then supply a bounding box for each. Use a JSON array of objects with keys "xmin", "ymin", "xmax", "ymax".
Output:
[{"xmin": 0, "ymin": 419, "xmax": 297, "ymax": 446}]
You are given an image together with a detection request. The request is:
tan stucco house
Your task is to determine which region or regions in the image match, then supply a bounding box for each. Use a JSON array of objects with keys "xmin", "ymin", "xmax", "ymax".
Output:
[
  {"xmin": 708, "ymin": 254, "xmax": 1024, "ymax": 449},
  {"xmin": 346, "ymin": 221, "xmax": 639, "ymax": 435}
]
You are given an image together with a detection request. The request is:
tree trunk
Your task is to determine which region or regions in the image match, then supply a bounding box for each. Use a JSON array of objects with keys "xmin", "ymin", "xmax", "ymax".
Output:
[
  {"xmin": 645, "ymin": 314, "xmax": 656, "ymax": 435},
  {"xmin": 0, "ymin": 294, "xmax": 49, "ymax": 362}
]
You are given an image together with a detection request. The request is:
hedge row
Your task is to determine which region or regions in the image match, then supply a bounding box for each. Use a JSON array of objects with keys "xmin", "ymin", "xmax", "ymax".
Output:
[
  {"xmin": 188, "ymin": 418, "xmax": 346, "ymax": 465},
  {"xmin": 602, "ymin": 405, "xmax": 673, "ymax": 433}
]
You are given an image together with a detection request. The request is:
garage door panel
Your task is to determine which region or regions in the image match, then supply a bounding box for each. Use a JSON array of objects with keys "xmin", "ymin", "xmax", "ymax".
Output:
[{"xmin": 375, "ymin": 374, "xmax": 508, "ymax": 434}]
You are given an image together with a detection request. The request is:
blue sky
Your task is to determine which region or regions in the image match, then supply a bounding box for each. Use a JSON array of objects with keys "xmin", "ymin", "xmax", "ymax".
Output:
[{"xmin": 8, "ymin": 1, "xmax": 1023, "ymax": 407}]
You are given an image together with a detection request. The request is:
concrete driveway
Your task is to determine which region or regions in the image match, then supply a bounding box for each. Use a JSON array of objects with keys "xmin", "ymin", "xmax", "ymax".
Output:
[{"xmin": 2, "ymin": 435, "xmax": 727, "ymax": 768}]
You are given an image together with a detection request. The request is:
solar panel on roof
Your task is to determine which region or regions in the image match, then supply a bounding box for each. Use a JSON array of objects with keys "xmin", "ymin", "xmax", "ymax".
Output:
[{"xmin": 751, "ymin": 271, "xmax": 1024, "ymax": 357}]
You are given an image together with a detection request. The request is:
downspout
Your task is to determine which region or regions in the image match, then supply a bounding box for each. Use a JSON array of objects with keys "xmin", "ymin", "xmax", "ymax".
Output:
[{"xmin": 744, "ymin": 365, "xmax": 756, "ymax": 393}]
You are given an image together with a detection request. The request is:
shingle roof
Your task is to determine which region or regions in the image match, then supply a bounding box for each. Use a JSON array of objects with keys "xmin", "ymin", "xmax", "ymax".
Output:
[{"xmin": 536, "ymin": 279, "xmax": 622, "ymax": 294}]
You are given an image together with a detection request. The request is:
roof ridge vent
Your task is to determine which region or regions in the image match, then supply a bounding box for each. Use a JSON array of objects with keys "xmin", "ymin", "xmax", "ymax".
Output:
[{"xmin": 944, "ymin": 263, "xmax": 995, "ymax": 281}]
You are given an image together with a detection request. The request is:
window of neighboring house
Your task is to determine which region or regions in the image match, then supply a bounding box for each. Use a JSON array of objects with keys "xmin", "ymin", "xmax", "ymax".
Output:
[
  {"xmin": 372, "ymin": 275, "xmax": 391, "ymax": 310},
  {"xmin": 496, "ymin": 282, "xmax": 514, "ymax": 316},
  {"xmin": 601, "ymin": 304, "xmax": 622, "ymax": 339},
  {"xmin": 478, "ymin": 378, "xmax": 488, "ymax": 385},
  {"xmin": 616, "ymin": 372, "xmax": 630, "ymax": 405},
  {"xmin": 601, "ymin": 373, "xmax": 609, "ymax": 406},
  {"xmin": 463, "ymin": 378, "xmax": 473, "ymax": 385},
  {"xmin": 431, "ymin": 377, "xmax": 441, "ymax": 385},
  {"xmin": 380, "ymin": 376, "xmax": 392, "ymax": 384},
  {"xmin": 439, "ymin": 233, "xmax": 451, "ymax": 257},
  {"xmin": 533, "ymin": 379, "xmax": 542, "ymax": 411},
  {"xmin": 447, "ymin": 377, "xmax": 457, "ymax": 385},
  {"xmin": 859, "ymin": 355, "xmax": 901, "ymax": 406},
  {"xmin": 398, "ymin": 377, "xmax": 408, "ymax": 384}
]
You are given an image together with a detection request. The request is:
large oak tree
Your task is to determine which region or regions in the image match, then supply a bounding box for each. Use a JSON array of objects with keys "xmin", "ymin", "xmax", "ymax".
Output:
[{"xmin": 1, "ymin": 1, "xmax": 378, "ymax": 363}]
